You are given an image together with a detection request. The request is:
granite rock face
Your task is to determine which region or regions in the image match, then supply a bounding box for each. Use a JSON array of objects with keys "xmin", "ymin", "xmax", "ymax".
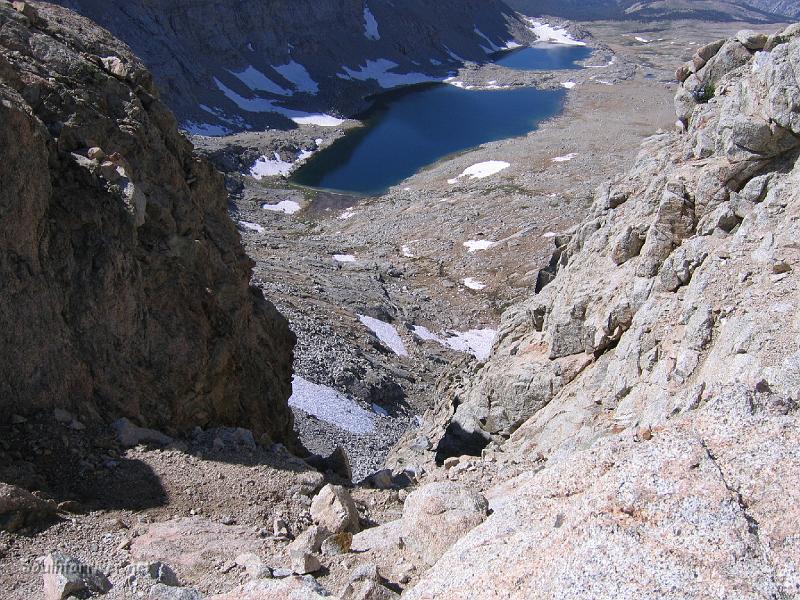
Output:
[
  {"xmin": 51, "ymin": 0, "xmax": 530, "ymax": 132},
  {"xmin": 401, "ymin": 24, "xmax": 800, "ymax": 599},
  {"xmin": 0, "ymin": 2, "xmax": 296, "ymax": 443}
]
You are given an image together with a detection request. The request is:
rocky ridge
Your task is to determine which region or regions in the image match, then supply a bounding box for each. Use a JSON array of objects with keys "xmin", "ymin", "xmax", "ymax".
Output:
[
  {"xmin": 391, "ymin": 21, "xmax": 800, "ymax": 598},
  {"xmin": 0, "ymin": 1, "xmax": 296, "ymax": 444}
]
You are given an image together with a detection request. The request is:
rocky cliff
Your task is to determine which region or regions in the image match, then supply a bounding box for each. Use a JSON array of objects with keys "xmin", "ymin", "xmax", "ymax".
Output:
[
  {"xmin": 395, "ymin": 23, "xmax": 800, "ymax": 598},
  {"xmin": 0, "ymin": 1, "xmax": 296, "ymax": 443},
  {"xmin": 50, "ymin": 0, "xmax": 529, "ymax": 133}
]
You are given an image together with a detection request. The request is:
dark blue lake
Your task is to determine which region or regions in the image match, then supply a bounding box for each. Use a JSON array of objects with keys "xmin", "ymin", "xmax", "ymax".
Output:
[
  {"xmin": 290, "ymin": 45, "xmax": 592, "ymax": 196},
  {"xmin": 291, "ymin": 85, "xmax": 564, "ymax": 195},
  {"xmin": 494, "ymin": 45, "xmax": 592, "ymax": 71}
]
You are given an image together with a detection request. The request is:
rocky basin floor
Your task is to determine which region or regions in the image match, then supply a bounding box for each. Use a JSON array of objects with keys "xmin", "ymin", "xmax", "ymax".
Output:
[{"xmin": 191, "ymin": 19, "xmax": 761, "ymax": 479}]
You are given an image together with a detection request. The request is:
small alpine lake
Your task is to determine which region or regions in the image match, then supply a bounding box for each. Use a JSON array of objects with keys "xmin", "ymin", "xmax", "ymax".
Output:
[{"xmin": 290, "ymin": 46, "xmax": 588, "ymax": 196}]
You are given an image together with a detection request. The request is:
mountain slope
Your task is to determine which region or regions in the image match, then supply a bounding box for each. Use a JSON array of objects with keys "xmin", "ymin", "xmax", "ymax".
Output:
[
  {"xmin": 506, "ymin": 0, "xmax": 796, "ymax": 22},
  {"xmin": 0, "ymin": 1, "xmax": 296, "ymax": 443},
  {"xmin": 51, "ymin": 0, "xmax": 528, "ymax": 133}
]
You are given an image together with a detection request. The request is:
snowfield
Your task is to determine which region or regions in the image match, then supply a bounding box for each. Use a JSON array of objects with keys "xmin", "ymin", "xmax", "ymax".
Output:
[
  {"xmin": 552, "ymin": 152, "xmax": 578, "ymax": 162},
  {"xmin": 339, "ymin": 58, "xmax": 439, "ymax": 89},
  {"xmin": 525, "ymin": 19, "xmax": 586, "ymax": 46},
  {"xmin": 363, "ymin": 5, "xmax": 380, "ymax": 40},
  {"xmin": 289, "ymin": 376, "xmax": 375, "ymax": 434},
  {"xmin": 463, "ymin": 277, "xmax": 487, "ymax": 290},
  {"xmin": 272, "ymin": 60, "xmax": 319, "ymax": 95},
  {"xmin": 448, "ymin": 161, "xmax": 510, "ymax": 184},
  {"xmin": 358, "ymin": 315, "xmax": 408, "ymax": 356},
  {"xmin": 230, "ymin": 65, "xmax": 292, "ymax": 96},
  {"xmin": 250, "ymin": 153, "xmax": 294, "ymax": 178},
  {"xmin": 214, "ymin": 77, "xmax": 343, "ymax": 126},
  {"xmin": 412, "ymin": 326, "xmax": 497, "ymax": 361},
  {"xmin": 464, "ymin": 240, "xmax": 496, "ymax": 253},
  {"xmin": 262, "ymin": 200, "xmax": 302, "ymax": 214},
  {"xmin": 237, "ymin": 221, "xmax": 264, "ymax": 234}
]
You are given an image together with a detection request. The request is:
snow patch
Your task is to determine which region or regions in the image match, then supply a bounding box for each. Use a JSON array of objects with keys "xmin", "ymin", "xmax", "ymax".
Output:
[
  {"xmin": 237, "ymin": 221, "xmax": 264, "ymax": 234},
  {"xmin": 358, "ymin": 315, "xmax": 408, "ymax": 356},
  {"xmin": 363, "ymin": 5, "xmax": 380, "ymax": 41},
  {"xmin": 412, "ymin": 326, "xmax": 497, "ymax": 361},
  {"xmin": 338, "ymin": 208, "xmax": 356, "ymax": 220},
  {"xmin": 474, "ymin": 28, "xmax": 502, "ymax": 53},
  {"xmin": 464, "ymin": 240, "xmax": 496, "ymax": 253},
  {"xmin": 562, "ymin": 81, "xmax": 576, "ymax": 89},
  {"xmin": 289, "ymin": 376, "xmax": 375, "ymax": 434},
  {"xmin": 230, "ymin": 66, "xmax": 292, "ymax": 96},
  {"xmin": 635, "ymin": 36, "xmax": 651, "ymax": 43},
  {"xmin": 272, "ymin": 60, "xmax": 319, "ymax": 95},
  {"xmin": 448, "ymin": 161, "xmax": 510, "ymax": 184},
  {"xmin": 552, "ymin": 153, "xmax": 578, "ymax": 162},
  {"xmin": 262, "ymin": 200, "xmax": 302, "ymax": 215},
  {"xmin": 401, "ymin": 245, "xmax": 415, "ymax": 258},
  {"xmin": 333, "ymin": 254, "xmax": 357, "ymax": 263},
  {"xmin": 215, "ymin": 78, "xmax": 343, "ymax": 125},
  {"xmin": 250, "ymin": 153, "xmax": 293, "ymax": 178},
  {"xmin": 371, "ymin": 403, "xmax": 389, "ymax": 417},
  {"xmin": 525, "ymin": 19, "xmax": 585, "ymax": 46},
  {"xmin": 339, "ymin": 59, "xmax": 439, "ymax": 89},
  {"xmin": 463, "ymin": 277, "xmax": 486, "ymax": 290}
]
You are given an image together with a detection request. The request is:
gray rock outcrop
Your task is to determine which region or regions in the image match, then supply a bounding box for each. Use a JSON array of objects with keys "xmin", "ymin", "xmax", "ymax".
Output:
[{"xmin": 0, "ymin": 2, "xmax": 296, "ymax": 443}]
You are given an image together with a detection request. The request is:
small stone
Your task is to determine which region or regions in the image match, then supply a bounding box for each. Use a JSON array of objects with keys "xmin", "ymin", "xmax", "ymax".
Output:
[
  {"xmin": 443, "ymin": 457, "xmax": 460, "ymax": 470},
  {"xmin": 220, "ymin": 515, "xmax": 236, "ymax": 526},
  {"xmin": 272, "ymin": 568, "xmax": 293, "ymax": 578},
  {"xmin": 321, "ymin": 531, "xmax": 353, "ymax": 556},
  {"xmin": 273, "ymin": 516, "xmax": 291, "ymax": 538},
  {"xmin": 234, "ymin": 553, "xmax": 271, "ymax": 579},
  {"xmin": 290, "ymin": 550, "xmax": 321, "ymax": 575},
  {"xmin": 11, "ymin": 414, "xmax": 27, "ymax": 424},
  {"xmin": 638, "ymin": 427, "xmax": 653, "ymax": 441},
  {"xmin": 772, "ymin": 260, "xmax": 792, "ymax": 274}
]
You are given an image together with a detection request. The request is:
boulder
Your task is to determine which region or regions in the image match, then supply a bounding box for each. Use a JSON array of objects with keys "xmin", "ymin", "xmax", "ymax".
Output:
[
  {"xmin": 42, "ymin": 552, "xmax": 111, "ymax": 600},
  {"xmin": 112, "ymin": 418, "xmax": 174, "ymax": 447},
  {"xmin": 234, "ymin": 553, "xmax": 272, "ymax": 580},
  {"xmin": 289, "ymin": 550, "xmax": 321, "ymax": 575},
  {"xmin": 340, "ymin": 564, "xmax": 400, "ymax": 600},
  {"xmin": 310, "ymin": 484, "xmax": 360, "ymax": 534},
  {"xmin": 287, "ymin": 525, "xmax": 329, "ymax": 555},
  {"xmin": 320, "ymin": 532, "xmax": 353, "ymax": 556},
  {"xmin": 736, "ymin": 29, "xmax": 768, "ymax": 50},
  {"xmin": 400, "ymin": 482, "xmax": 489, "ymax": 566},
  {"xmin": 0, "ymin": 483, "xmax": 57, "ymax": 532}
]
